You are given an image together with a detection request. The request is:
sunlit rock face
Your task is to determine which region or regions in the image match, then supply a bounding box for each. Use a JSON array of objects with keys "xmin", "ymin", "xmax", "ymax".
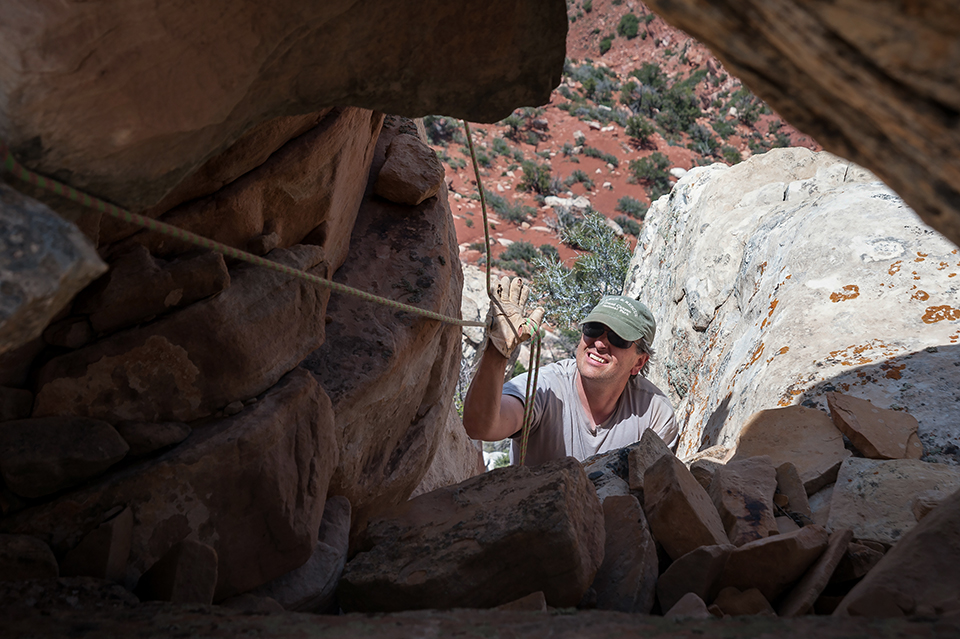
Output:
[
  {"xmin": 644, "ymin": 0, "xmax": 960, "ymax": 248},
  {"xmin": 625, "ymin": 148, "xmax": 960, "ymax": 462}
]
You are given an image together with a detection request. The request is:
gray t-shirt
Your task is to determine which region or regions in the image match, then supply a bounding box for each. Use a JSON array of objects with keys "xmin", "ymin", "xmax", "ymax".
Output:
[{"xmin": 503, "ymin": 358, "xmax": 677, "ymax": 466}]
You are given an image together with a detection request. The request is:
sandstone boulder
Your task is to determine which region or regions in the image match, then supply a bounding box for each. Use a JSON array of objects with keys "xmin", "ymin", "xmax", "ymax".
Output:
[
  {"xmin": 374, "ymin": 134, "xmax": 445, "ymax": 206},
  {"xmin": 75, "ymin": 246, "xmax": 230, "ymax": 334},
  {"xmin": 583, "ymin": 444, "xmax": 632, "ymax": 503},
  {"xmin": 708, "ymin": 455, "xmax": 778, "ymax": 545},
  {"xmin": 775, "ymin": 462, "xmax": 812, "ymax": 521},
  {"xmin": 827, "ymin": 392, "xmax": 922, "ymax": 460},
  {"xmin": 113, "ymin": 422, "xmax": 191, "ymax": 458},
  {"xmin": 826, "ymin": 457, "xmax": 960, "ymax": 544},
  {"xmin": 834, "ymin": 487, "xmax": 960, "ymax": 617},
  {"xmin": 713, "ymin": 586, "xmax": 775, "ymax": 616},
  {"xmin": 0, "ymin": 1, "xmax": 565, "ymax": 210},
  {"xmin": 59, "ymin": 507, "xmax": 132, "ymax": 582},
  {"xmin": 0, "ymin": 417, "xmax": 129, "ymax": 499},
  {"xmin": 135, "ymin": 540, "xmax": 218, "ymax": 604},
  {"xmin": 664, "ymin": 592, "xmax": 711, "ymax": 619},
  {"xmin": 250, "ymin": 496, "xmax": 351, "ymax": 613},
  {"xmin": 0, "ymin": 534, "xmax": 58, "ymax": 581},
  {"xmin": 777, "ymin": 528, "xmax": 853, "ymax": 617},
  {"xmin": 33, "ymin": 244, "xmax": 329, "ymax": 424},
  {"xmin": 1, "ymin": 368, "xmax": 338, "ymax": 601},
  {"xmin": 0, "ymin": 185, "xmax": 106, "ymax": 355},
  {"xmin": 337, "ymin": 457, "xmax": 604, "ymax": 611},
  {"xmin": 732, "ymin": 407, "xmax": 849, "ymax": 495},
  {"xmin": 585, "ymin": 495, "xmax": 657, "ymax": 613},
  {"xmin": 627, "ymin": 428, "xmax": 674, "ymax": 498},
  {"xmin": 643, "ymin": 455, "xmax": 728, "ymax": 560},
  {"xmin": 656, "ymin": 543, "xmax": 734, "ymax": 612},
  {"xmin": 718, "ymin": 525, "xmax": 829, "ymax": 601},
  {"xmin": 303, "ymin": 118, "xmax": 463, "ymax": 536},
  {"xmin": 495, "ymin": 591, "xmax": 548, "ymax": 612},
  {"xmin": 625, "ymin": 149, "xmax": 960, "ymax": 465},
  {"xmin": 409, "ymin": 410, "xmax": 484, "ymax": 499},
  {"xmin": 830, "ymin": 542, "xmax": 884, "ymax": 585}
]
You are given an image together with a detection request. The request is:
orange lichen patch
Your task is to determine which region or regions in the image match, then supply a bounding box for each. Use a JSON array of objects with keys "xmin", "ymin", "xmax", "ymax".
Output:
[
  {"xmin": 880, "ymin": 362, "xmax": 906, "ymax": 380},
  {"xmin": 759, "ymin": 261, "xmax": 768, "ymax": 275},
  {"xmin": 922, "ymin": 305, "xmax": 960, "ymax": 324},
  {"xmin": 828, "ymin": 340, "xmax": 898, "ymax": 368},
  {"xmin": 950, "ymin": 273, "xmax": 957, "ymax": 278},
  {"xmin": 911, "ymin": 290, "xmax": 930, "ymax": 301},
  {"xmin": 785, "ymin": 274, "xmax": 792, "ymax": 280},
  {"xmin": 769, "ymin": 299, "xmax": 779, "ymax": 315},
  {"xmin": 761, "ymin": 318, "xmax": 768, "ymax": 329},
  {"xmin": 777, "ymin": 346, "xmax": 789, "ymax": 355},
  {"xmin": 840, "ymin": 382, "xmax": 850, "ymax": 391},
  {"xmin": 777, "ymin": 386, "xmax": 804, "ymax": 407},
  {"xmin": 915, "ymin": 252, "xmax": 928, "ymax": 262},
  {"xmin": 938, "ymin": 262, "xmax": 949, "ymax": 270},
  {"xmin": 888, "ymin": 261, "xmax": 902, "ymax": 275},
  {"xmin": 748, "ymin": 343, "xmax": 765, "ymax": 367},
  {"xmin": 830, "ymin": 285, "xmax": 860, "ymax": 302}
]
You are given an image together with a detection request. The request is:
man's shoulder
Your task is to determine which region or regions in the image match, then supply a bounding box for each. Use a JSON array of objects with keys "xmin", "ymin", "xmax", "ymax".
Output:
[{"xmin": 627, "ymin": 375, "xmax": 671, "ymax": 401}]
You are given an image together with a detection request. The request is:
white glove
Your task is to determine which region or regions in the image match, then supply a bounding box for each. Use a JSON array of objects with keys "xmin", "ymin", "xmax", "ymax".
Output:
[{"xmin": 487, "ymin": 276, "xmax": 545, "ymax": 358}]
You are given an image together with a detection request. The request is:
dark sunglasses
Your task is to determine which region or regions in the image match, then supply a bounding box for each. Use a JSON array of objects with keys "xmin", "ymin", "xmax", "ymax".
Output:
[{"xmin": 581, "ymin": 322, "xmax": 634, "ymax": 349}]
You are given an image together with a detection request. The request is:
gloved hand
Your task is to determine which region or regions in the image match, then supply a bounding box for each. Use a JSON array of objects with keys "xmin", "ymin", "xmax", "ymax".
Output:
[{"xmin": 487, "ymin": 276, "xmax": 546, "ymax": 358}]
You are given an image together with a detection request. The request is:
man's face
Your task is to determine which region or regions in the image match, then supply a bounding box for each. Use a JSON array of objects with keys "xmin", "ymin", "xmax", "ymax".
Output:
[{"xmin": 575, "ymin": 323, "xmax": 649, "ymax": 387}]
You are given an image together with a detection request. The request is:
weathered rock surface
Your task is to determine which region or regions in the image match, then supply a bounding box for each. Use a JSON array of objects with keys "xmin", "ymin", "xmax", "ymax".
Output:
[
  {"xmin": 0, "ymin": 534, "xmax": 59, "ymax": 581},
  {"xmin": 831, "ymin": 542, "xmax": 884, "ymax": 585},
  {"xmin": 827, "ymin": 457, "xmax": 960, "ymax": 544},
  {"xmin": 338, "ymin": 457, "xmax": 604, "ymax": 611},
  {"xmin": 303, "ymin": 118, "xmax": 463, "ymax": 536},
  {"xmin": 0, "ymin": 1, "xmax": 566, "ymax": 210},
  {"xmin": 33, "ymin": 244, "xmax": 329, "ymax": 424},
  {"xmin": 60, "ymin": 507, "xmax": 132, "ymax": 582},
  {"xmin": 777, "ymin": 528, "xmax": 852, "ymax": 617},
  {"xmin": 0, "ymin": 185, "xmax": 106, "ymax": 355},
  {"xmin": 625, "ymin": 149, "xmax": 960, "ymax": 464},
  {"xmin": 664, "ymin": 592, "xmax": 711, "ymax": 619},
  {"xmin": 1, "ymin": 369, "xmax": 338, "ymax": 602},
  {"xmin": 732, "ymin": 406, "xmax": 850, "ymax": 495},
  {"xmin": 775, "ymin": 462, "xmax": 812, "ymax": 521},
  {"xmin": 713, "ymin": 586, "xmax": 775, "ymax": 617},
  {"xmin": 135, "ymin": 540, "xmax": 218, "ymax": 604},
  {"xmin": 718, "ymin": 525, "xmax": 829, "ymax": 601},
  {"xmin": 374, "ymin": 134, "xmax": 445, "ymax": 206},
  {"xmin": 583, "ymin": 444, "xmax": 633, "ymax": 503},
  {"xmin": 656, "ymin": 543, "xmax": 734, "ymax": 612},
  {"xmin": 75, "ymin": 246, "xmax": 230, "ymax": 334},
  {"xmin": 250, "ymin": 496, "xmax": 350, "ymax": 613},
  {"xmin": 585, "ymin": 495, "xmax": 657, "ymax": 613},
  {"xmin": 117, "ymin": 108, "xmax": 383, "ymax": 272},
  {"xmin": 643, "ymin": 0, "xmax": 960, "ymax": 248},
  {"xmin": 0, "ymin": 387, "xmax": 32, "ymax": 421},
  {"xmin": 643, "ymin": 455, "xmax": 728, "ymax": 560},
  {"xmin": 113, "ymin": 422, "xmax": 191, "ymax": 458},
  {"xmin": 835, "ymin": 487, "xmax": 960, "ymax": 617},
  {"xmin": 0, "ymin": 417, "xmax": 129, "ymax": 499},
  {"xmin": 627, "ymin": 428, "xmax": 674, "ymax": 498},
  {"xmin": 708, "ymin": 455, "xmax": 778, "ymax": 545},
  {"xmin": 409, "ymin": 410, "xmax": 484, "ymax": 499},
  {"xmin": 827, "ymin": 392, "xmax": 922, "ymax": 460}
]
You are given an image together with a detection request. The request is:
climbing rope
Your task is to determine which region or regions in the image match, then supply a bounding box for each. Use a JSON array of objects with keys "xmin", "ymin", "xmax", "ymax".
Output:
[
  {"xmin": 0, "ymin": 142, "xmax": 485, "ymax": 328},
  {"xmin": 461, "ymin": 121, "xmax": 543, "ymax": 466}
]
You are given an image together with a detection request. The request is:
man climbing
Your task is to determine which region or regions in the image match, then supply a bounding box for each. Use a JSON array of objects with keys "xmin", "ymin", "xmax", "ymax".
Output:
[{"xmin": 462, "ymin": 276, "xmax": 677, "ymax": 466}]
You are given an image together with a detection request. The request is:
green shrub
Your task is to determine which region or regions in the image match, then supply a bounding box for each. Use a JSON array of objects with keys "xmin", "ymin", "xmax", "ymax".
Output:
[
  {"xmin": 630, "ymin": 62, "xmax": 666, "ymax": 90},
  {"xmin": 532, "ymin": 212, "xmax": 633, "ymax": 331},
  {"xmin": 629, "ymin": 151, "xmax": 672, "ymax": 200},
  {"xmin": 712, "ymin": 117, "xmax": 736, "ymax": 139},
  {"xmin": 614, "ymin": 215, "xmax": 642, "ymax": 236},
  {"xmin": 491, "ymin": 137, "xmax": 511, "ymax": 156},
  {"xmin": 583, "ymin": 0, "xmax": 592, "ymax": 12},
  {"xmin": 423, "ymin": 115, "xmax": 463, "ymax": 146},
  {"xmin": 643, "ymin": 13, "xmax": 655, "ymax": 24},
  {"xmin": 582, "ymin": 146, "xmax": 619, "ymax": 167},
  {"xmin": 564, "ymin": 169, "xmax": 595, "ymax": 190},
  {"xmin": 616, "ymin": 195, "xmax": 648, "ymax": 219},
  {"xmin": 656, "ymin": 85, "xmax": 702, "ymax": 135},
  {"xmin": 617, "ymin": 13, "xmax": 640, "ymax": 39},
  {"xmin": 518, "ymin": 160, "xmax": 554, "ymax": 196},
  {"xmin": 484, "ymin": 190, "xmax": 536, "ymax": 224},
  {"xmin": 625, "ymin": 115, "xmax": 655, "ymax": 145},
  {"xmin": 721, "ymin": 145, "xmax": 742, "ymax": 164},
  {"xmin": 599, "ymin": 36, "xmax": 613, "ymax": 55},
  {"xmin": 539, "ymin": 244, "xmax": 560, "ymax": 261},
  {"xmin": 687, "ymin": 124, "xmax": 719, "ymax": 157}
]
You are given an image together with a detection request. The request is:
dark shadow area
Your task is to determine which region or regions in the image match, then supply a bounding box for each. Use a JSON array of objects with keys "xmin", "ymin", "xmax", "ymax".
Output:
[{"xmin": 698, "ymin": 392, "xmax": 732, "ymax": 452}]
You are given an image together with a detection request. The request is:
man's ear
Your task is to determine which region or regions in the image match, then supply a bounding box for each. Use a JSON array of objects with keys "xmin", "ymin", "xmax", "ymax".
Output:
[{"xmin": 630, "ymin": 352, "xmax": 650, "ymax": 377}]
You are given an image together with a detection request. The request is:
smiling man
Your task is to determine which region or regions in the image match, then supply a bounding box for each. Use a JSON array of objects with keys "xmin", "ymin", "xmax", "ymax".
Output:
[{"xmin": 463, "ymin": 277, "xmax": 677, "ymax": 466}]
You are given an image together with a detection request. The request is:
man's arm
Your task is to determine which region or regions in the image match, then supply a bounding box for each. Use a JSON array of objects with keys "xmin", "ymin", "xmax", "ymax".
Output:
[{"xmin": 462, "ymin": 342, "xmax": 525, "ymax": 441}]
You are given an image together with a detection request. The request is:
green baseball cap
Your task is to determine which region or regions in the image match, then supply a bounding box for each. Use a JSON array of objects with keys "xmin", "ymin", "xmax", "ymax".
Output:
[{"xmin": 580, "ymin": 296, "xmax": 656, "ymax": 345}]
